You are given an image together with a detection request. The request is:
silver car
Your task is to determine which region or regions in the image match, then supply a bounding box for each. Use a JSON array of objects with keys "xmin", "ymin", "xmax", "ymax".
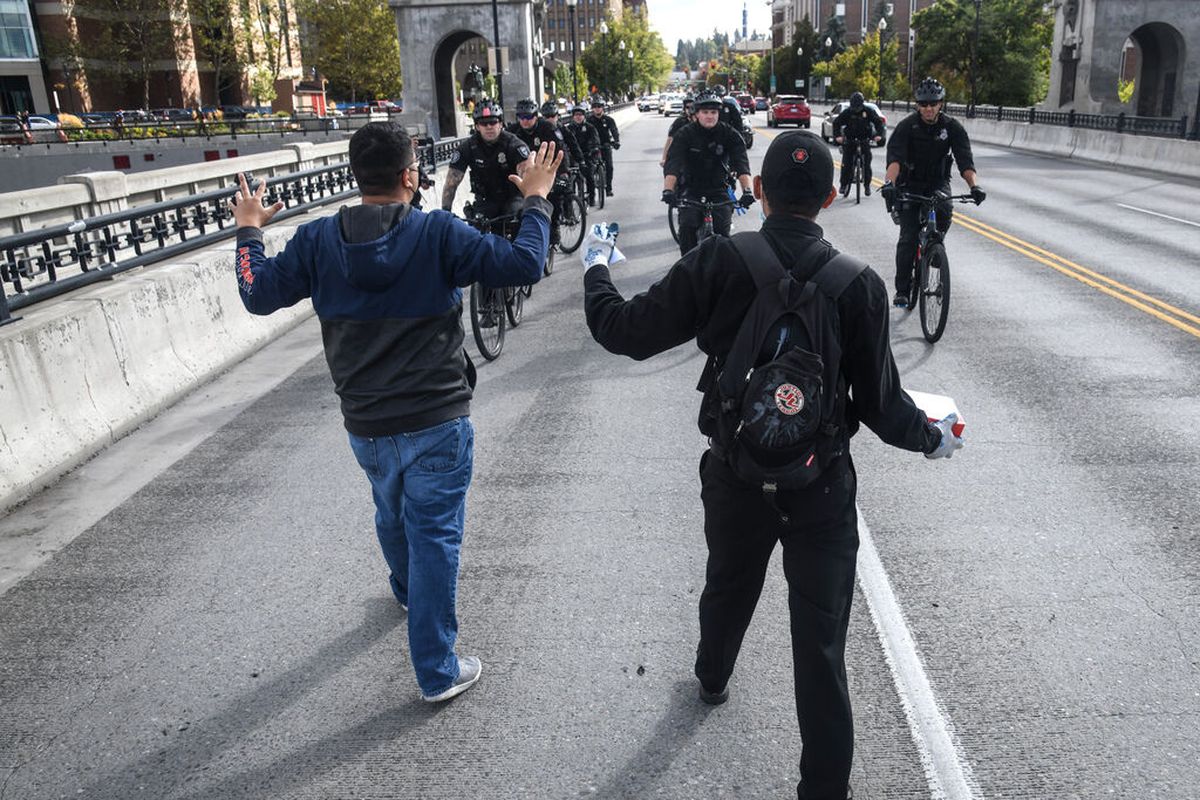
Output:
[{"xmin": 820, "ymin": 101, "xmax": 888, "ymax": 147}]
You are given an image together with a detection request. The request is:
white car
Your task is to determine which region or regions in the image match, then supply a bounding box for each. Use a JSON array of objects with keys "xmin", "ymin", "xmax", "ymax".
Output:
[
  {"xmin": 637, "ymin": 95, "xmax": 660, "ymax": 112},
  {"xmin": 820, "ymin": 101, "xmax": 888, "ymax": 147}
]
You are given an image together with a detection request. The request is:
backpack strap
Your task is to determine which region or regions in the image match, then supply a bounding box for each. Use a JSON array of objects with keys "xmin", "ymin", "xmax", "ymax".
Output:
[
  {"xmin": 809, "ymin": 252, "xmax": 868, "ymax": 300},
  {"xmin": 729, "ymin": 231, "xmax": 787, "ymax": 290}
]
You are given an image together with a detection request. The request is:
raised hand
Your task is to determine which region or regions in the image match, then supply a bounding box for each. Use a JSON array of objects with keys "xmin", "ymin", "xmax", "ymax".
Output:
[{"xmin": 229, "ymin": 173, "xmax": 284, "ymax": 229}]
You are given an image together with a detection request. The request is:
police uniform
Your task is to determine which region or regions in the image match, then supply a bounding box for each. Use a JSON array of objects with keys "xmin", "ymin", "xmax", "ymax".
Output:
[
  {"xmin": 664, "ymin": 120, "xmax": 750, "ymax": 255},
  {"xmin": 885, "ymin": 110, "xmax": 975, "ymax": 295},
  {"xmin": 507, "ymin": 118, "xmax": 572, "ymax": 172},
  {"xmin": 567, "ymin": 117, "xmax": 602, "ymax": 199},
  {"xmin": 832, "ymin": 104, "xmax": 886, "ymax": 188},
  {"xmin": 586, "ymin": 112, "xmax": 620, "ymax": 192},
  {"xmin": 718, "ymin": 97, "xmax": 744, "ymax": 133},
  {"xmin": 448, "ymin": 128, "xmax": 531, "ymax": 219},
  {"xmin": 584, "ymin": 130, "xmax": 943, "ymax": 800}
]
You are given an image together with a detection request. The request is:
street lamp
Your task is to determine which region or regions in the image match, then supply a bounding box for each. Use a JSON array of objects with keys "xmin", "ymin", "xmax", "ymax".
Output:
[
  {"xmin": 491, "ymin": 0, "xmax": 504, "ymax": 110},
  {"xmin": 970, "ymin": 0, "xmax": 981, "ymax": 114},
  {"xmin": 878, "ymin": 17, "xmax": 887, "ymax": 103},
  {"xmin": 599, "ymin": 21, "xmax": 609, "ymax": 99},
  {"xmin": 797, "ymin": 46, "xmax": 803, "ymax": 98},
  {"xmin": 618, "ymin": 40, "xmax": 626, "ymax": 99},
  {"xmin": 566, "ymin": 0, "xmax": 579, "ymax": 102},
  {"xmin": 628, "ymin": 48, "xmax": 634, "ymax": 99}
]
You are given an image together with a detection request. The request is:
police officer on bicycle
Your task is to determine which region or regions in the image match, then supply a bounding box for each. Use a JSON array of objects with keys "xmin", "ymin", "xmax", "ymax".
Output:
[
  {"xmin": 542, "ymin": 101, "xmax": 585, "ymax": 168},
  {"xmin": 833, "ymin": 91, "xmax": 885, "ymax": 197},
  {"xmin": 442, "ymin": 100, "xmax": 532, "ymax": 220},
  {"xmin": 661, "ymin": 94, "xmax": 696, "ymax": 168},
  {"xmin": 880, "ymin": 77, "xmax": 985, "ymax": 308},
  {"xmin": 567, "ymin": 103, "xmax": 603, "ymax": 206},
  {"xmin": 663, "ymin": 90, "xmax": 753, "ymax": 256},
  {"xmin": 508, "ymin": 98, "xmax": 573, "ymax": 246},
  {"xmin": 587, "ymin": 98, "xmax": 620, "ymax": 197}
]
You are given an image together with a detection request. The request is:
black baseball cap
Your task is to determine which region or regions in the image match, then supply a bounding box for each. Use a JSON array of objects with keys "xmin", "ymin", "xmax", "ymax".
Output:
[{"xmin": 761, "ymin": 130, "xmax": 834, "ymax": 204}]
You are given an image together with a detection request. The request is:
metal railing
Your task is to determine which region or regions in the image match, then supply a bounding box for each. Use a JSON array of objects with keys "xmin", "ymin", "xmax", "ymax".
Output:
[
  {"xmin": 0, "ymin": 162, "xmax": 358, "ymax": 324},
  {"xmin": 866, "ymin": 99, "xmax": 1192, "ymax": 140}
]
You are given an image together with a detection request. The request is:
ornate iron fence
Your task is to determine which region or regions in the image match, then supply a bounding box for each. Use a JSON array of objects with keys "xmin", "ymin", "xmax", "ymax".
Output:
[{"xmin": 869, "ymin": 100, "xmax": 1191, "ymax": 140}]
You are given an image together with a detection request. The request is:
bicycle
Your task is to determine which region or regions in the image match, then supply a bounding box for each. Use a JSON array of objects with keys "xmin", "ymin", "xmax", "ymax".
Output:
[
  {"xmin": 463, "ymin": 209, "xmax": 546, "ymax": 360},
  {"xmin": 588, "ymin": 157, "xmax": 607, "ymax": 210},
  {"xmin": 894, "ymin": 190, "xmax": 976, "ymax": 343},
  {"xmin": 553, "ymin": 176, "xmax": 587, "ymax": 255},
  {"xmin": 672, "ymin": 195, "xmax": 737, "ymax": 247},
  {"xmin": 838, "ymin": 138, "xmax": 872, "ymax": 204}
]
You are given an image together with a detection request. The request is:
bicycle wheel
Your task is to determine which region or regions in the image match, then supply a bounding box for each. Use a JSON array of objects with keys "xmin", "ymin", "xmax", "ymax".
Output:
[
  {"xmin": 668, "ymin": 203, "xmax": 680, "ymax": 244},
  {"xmin": 557, "ymin": 193, "xmax": 586, "ymax": 254},
  {"xmin": 504, "ymin": 285, "xmax": 525, "ymax": 327},
  {"xmin": 470, "ymin": 282, "xmax": 506, "ymax": 360},
  {"xmin": 542, "ymin": 245, "xmax": 556, "ymax": 277},
  {"xmin": 918, "ymin": 242, "xmax": 951, "ymax": 343},
  {"xmin": 854, "ymin": 156, "xmax": 862, "ymax": 205},
  {"xmin": 593, "ymin": 164, "xmax": 606, "ymax": 210}
]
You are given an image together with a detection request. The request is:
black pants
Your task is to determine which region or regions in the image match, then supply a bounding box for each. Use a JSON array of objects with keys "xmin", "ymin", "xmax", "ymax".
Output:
[
  {"xmin": 895, "ymin": 195, "xmax": 953, "ymax": 294},
  {"xmin": 600, "ymin": 146, "xmax": 614, "ymax": 191},
  {"xmin": 472, "ymin": 195, "xmax": 524, "ymax": 224},
  {"xmin": 839, "ymin": 140, "xmax": 872, "ymax": 188},
  {"xmin": 696, "ymin": 450, "xmax": 859, "ymax": 800},
  {"xmin": 677, "ymin": 196, "xmax": 733, "ymax": 256},
  {"xmin": 582, "ymin": 157, "xmax": 598, "ymax": 201}
]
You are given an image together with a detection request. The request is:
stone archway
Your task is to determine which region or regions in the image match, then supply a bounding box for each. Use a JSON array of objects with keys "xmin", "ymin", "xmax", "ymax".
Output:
[
  {"xmin": 391, "ymin": 0, "xmax": 547, "ymax": 140},
  {"xmin": 1127, "ymin": 22, "xmax": 1186, "ymax": 117}
]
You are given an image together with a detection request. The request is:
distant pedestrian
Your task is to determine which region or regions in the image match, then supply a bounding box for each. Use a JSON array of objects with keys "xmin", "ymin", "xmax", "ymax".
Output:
[{"xmin": 229, "ymin": 122, "xmax": 561, "ymax": 702}]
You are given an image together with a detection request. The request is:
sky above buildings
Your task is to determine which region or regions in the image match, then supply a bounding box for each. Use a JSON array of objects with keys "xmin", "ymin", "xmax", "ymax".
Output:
[{"xmin": 648, "ymin": 0, "xmax": 773, "ymax": 52}]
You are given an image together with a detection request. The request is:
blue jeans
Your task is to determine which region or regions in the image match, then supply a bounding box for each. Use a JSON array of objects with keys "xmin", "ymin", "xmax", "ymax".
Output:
[{"xmin": 347, "ymin": 417, "xmax": 474, "ymax": 696}]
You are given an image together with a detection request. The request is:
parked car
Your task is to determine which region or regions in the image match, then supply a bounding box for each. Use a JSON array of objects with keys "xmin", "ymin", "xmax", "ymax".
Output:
[
  {"xmin": 766, "ymin": 95, "xmax": 811, "ymax": 128},
  {"xmin": 735, "ymin": 93, "xmax": 755, "ymax": 114},
  {"xmin": 637, "ymin": 95, "xmax": 660, "ymax": 112},
  {"xmin": 220, "ymin": 105, "xmax": 249, "ymax": 119},
  {"xmin": 152, "ymin": 108, "xmax": 195, "ymax": 123},
  {"xmin": 820, "ymin": 101, "xmax": 888, "ymax": 146},
  {"xmin": 754, "ymin": 96, "xmax": 768, "ymax": 111},
  {"xmin": 664, "ymin": 96, "xmax": 685, "ymax": 116}
]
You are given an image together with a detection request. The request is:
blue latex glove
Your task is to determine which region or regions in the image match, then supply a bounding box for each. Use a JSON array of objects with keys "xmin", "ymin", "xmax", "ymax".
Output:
[
  {"xmin": 925, "ymin": 413, "xmax": 964, "ymax": 460},
  {"xmin": 581, "ymin": 222, "xmax": 626, "ymax": 273}
]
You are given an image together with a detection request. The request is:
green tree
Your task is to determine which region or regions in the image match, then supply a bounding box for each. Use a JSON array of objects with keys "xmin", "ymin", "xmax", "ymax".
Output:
[
  {"xmin": 188, "ymin": 0, "xmax": 241, "ymax": 105},
  {"xmin": 87, "ymin": 0, "xmax": 182, "ymax": 109},
  {"xmin": 297, "ymin": 0, "xmax": 402, "ymax": 101},
  {"xmin": 812, "ymin": 32, "xmax": 902, "ymax": 99},
  {"xmin": 581, "ymin": 11, "xmax": 672, "ymax": 98},
  {"xmin": 758, "ymin": 17, "xmax": 824, "ymax": 98},
  {"xmin": 552, "ymin": 62, "xmax": 589, "ymax": 103},
  {"xmin": 912, "ymin": 0, "xmax": 1052, "ymax": 105}
]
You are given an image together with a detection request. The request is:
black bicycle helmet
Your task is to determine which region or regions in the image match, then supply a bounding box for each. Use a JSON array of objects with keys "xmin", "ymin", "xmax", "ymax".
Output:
[
  {"xmin": 540, "ymin": 101, "xmax": 559, "ymax": 117},
  {"xmin": 850, "ymin": 91, "xmax": 864, "ymax": 108},
  {"xmin": 713, "ymin": 84, "xmax": 727, "ymax": 97},
  {"xmin": 571, "ymin": 103, "xmax": 589, "ymax": 115},
  {"xmin": 914, "ymin": 77, "xmax": 946, "ymax": 103},
  {"xmin": 515, "ymin": 98, "xmax": 539, "ymax": 116},
  {"xmin": 473, "ymin": 100, "xmax": 502, "ymax": 121},
  {"xmin": 694, "ymin": 90, "xmax": 723, "ymax": 110},
  {"xmin": 590, "ymin": 96, "xmax": 605, "ymax": 108}
]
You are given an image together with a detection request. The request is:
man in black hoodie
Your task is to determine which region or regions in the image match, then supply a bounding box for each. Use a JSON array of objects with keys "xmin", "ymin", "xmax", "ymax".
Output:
[{"xmin": 230, "ymin": 122, "xmax": 562, "ymax": 703}]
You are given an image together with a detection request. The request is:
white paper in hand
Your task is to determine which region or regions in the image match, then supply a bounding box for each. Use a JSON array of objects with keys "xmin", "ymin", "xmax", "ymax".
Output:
[{"xmin": 581, "ymin": 222, "xmax": 626, "ymax": 272}]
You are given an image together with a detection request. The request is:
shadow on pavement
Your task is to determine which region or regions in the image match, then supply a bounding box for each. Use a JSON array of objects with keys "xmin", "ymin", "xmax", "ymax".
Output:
[
  {"xmin": 590, "ymin": 680, "xmax": 718, "ymax": 798},
  {"xmin": 76, "ymin": 596, "xmax": 406, "ymax": 800}
]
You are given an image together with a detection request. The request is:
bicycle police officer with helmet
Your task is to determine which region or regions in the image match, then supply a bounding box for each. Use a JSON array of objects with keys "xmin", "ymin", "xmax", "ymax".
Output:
[
  {"xmin": 541, "ymin": 101, "xmax": 585, "ymax": 169},
  {"xmin": 567, "ymin": 103, "xmax": 603, "ymax": 205},
  {"xmin": 508, "ymin": 98, "xmax": 573, "ymax": 246},
  {"xmin": 442, "ymin": 100, "xmax": 532, "ymax": 219},
  {"xmin": 662, "ymin": 90, "xmax": 754, "ymax": 256},
  {"xmin": 587, "ymin": 98, "xmax": 621, "ymax": 197},
  {"xmin": 880, "ymin": 77, "xmax": 985, "ymax": 308},
  {"xmin": 833, "ymin": 91, "xmax": 885, "ymax": 196},
  {"xmin": 661, "ymin": 94, "xmax": 696, "ymax": 168}
]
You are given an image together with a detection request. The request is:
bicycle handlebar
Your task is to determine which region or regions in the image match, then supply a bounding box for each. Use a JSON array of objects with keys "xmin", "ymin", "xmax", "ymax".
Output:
[
  {"xmin": 896, "ymin": 191, "xmax": 975, "ymax": 205},
  {"xmin": 673, "ymin": 197, "xmax": 737, "ymax": 209}
]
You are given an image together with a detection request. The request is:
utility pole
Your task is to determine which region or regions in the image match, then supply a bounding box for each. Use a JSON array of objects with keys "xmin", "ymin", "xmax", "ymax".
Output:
[
  {"xmin": 970, "ymin": 0, "xmax": 981, "ymax": 114},
  {"xmin": 491, "ymin": 0, "xmax": 505, "ymax": 110}
]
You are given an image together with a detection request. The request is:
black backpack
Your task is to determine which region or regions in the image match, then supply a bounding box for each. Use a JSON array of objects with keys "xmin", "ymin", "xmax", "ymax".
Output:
[{"xmin": 705, "ymin": 232, "xmax": 866, "ymax": 519}]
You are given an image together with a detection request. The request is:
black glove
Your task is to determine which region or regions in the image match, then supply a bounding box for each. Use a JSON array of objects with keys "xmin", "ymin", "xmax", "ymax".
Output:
[
  {"xmin": 738, "ymin": 189, "xmax": 755, "ymax": 209},
  {"xmin": 661, "ymin": 189, "xmax": 676, "ymax": 206},
  {"xmin": 970, "ymin": 185, "xmax": 987, "ymax": 205},
  {"xmin": 612, "ymin": 142, "xmax": 620, "ymax": 150},
  {"xmin": 880, "ymin": 181, "xmax": 896, "ymax": 211}
]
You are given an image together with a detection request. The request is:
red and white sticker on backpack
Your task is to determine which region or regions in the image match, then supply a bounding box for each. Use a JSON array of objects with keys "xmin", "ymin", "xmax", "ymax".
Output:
[{"xmin": 774, "ymin": 383, "xmax": 804, "ymax": 415}]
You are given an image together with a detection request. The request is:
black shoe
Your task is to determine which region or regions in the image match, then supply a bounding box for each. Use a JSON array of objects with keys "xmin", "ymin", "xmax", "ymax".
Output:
[
  {"xmin": 698, "ymin": 682, "xmax": 728, "ymax": 705},
  {"xmin": 840, "ymin": 184, "xmax": 850, "ymax": 197},
  {"xmin": 605, "ymin": 188, "xmax": 613, "ymax": 197},
  {"xmin": 864, "ymin": 183, "xmax": 872, "ymax": 196},
  {"xmin": 892, "ymin": 291, "xmax": 909, "ymax": 309}
]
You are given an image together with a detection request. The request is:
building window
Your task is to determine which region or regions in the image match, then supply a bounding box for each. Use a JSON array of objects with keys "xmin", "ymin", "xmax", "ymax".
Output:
[{"xmin": 0, "ymin": 0, "xmax": 38, "ymax": 60}]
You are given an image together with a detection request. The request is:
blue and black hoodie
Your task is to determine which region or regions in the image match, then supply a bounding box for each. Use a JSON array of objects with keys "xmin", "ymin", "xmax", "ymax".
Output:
[{"xmin": 236, "ymin": 195, "xmax": 551, "ymax": 436}]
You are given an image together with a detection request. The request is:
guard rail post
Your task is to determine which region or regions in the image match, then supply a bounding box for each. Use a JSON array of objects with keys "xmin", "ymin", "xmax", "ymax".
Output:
[{"xmin": 1116, "ymin": 112, "xmax": 1126, "ymax": 134}]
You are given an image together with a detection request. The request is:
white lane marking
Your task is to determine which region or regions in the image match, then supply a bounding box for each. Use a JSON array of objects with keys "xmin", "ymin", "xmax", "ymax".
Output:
[
  {"xmin": 857, "ymin": 509, "xmax": 984, "ymax": 800},
  {"xmin": 1116, "ymin": 203, "xmax": 1200, "ymax": 229}
]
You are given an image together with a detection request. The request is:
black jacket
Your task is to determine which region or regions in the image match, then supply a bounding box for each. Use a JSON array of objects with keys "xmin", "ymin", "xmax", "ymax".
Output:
[
  {"xmin": 833, "ymin": 105, "xmax": 886, "ymax": 142},
  {"xmin": 556, "ymin": 121, "xmax": 586, "ymax": 165},
  {"xmin": 507, "ymin": 118, "xmax": 571, "ymax": 171},
  {"xmin": 567, "ymin": 119, "xmax": 601, "ymax": 159},
  {"xmin": 664, "ymin": 121, "xmax": 750, "ymax": 196},
  {"xmin": 587, "ymin": 113, "xmax": 620, "ymax": 148},
  {"xmin": 583, "ymin": 215, "xmax": 940, "ymax": 453},
  {"xmin": 448, "ymin": 130, "xmax": 531, "ymax": 201},
  {"xmin": 885, "ymin": 111, "xmax": 975, "ymax": 190}
]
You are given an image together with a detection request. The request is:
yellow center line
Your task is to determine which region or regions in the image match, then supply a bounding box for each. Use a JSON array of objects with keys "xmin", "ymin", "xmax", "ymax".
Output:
[{"xmin": 753, "ymin": 125, "xmax": 1200, "ymax": 339}]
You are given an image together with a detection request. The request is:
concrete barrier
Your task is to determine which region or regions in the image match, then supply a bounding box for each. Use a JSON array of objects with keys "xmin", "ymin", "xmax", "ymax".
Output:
[
  {"xmin": 0, "ymin": 224, "xmax": 309, "ymax": 514},
  {"xmin": 0, "ymin": 107, "xmax": 641, "ymax": 514}
]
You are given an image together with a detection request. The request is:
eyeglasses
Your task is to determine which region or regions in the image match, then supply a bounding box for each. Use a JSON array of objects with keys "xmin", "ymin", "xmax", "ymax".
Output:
[
  {"xmin": 917, "ymin": 101, "xmax": 940, "ymax": 108},
  {"xmin": 517, "ymin": 113, "xmax": 536, "ymax": 120},
  {"xmin": 476, "ymin": 118, "xmax": 501, "ymax": 126}
]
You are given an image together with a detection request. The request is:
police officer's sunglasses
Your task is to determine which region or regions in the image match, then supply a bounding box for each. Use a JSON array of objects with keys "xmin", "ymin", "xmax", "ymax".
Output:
[
  {"xmin": 476, "ymin": 118, "xmax": 501, "ymax": 126},
  {"xmin": 517, "ymin": 113, "xmax": 537, "ymax": 120},
  {"xmin": 917, "ymin": 101, "xmax": 940, "ymax": 107}
]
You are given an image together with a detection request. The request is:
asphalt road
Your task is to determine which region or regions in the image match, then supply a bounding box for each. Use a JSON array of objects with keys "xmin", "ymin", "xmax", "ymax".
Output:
[{"xmin": 1, "ymin": 112, "xmax": 1197, "ymax": 800}]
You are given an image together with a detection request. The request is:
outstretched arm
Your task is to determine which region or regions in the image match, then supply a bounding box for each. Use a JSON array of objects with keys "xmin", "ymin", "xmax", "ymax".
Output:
[{"xmin": 442, "ymin": 168, "xmax": 465, "ymax": 211}]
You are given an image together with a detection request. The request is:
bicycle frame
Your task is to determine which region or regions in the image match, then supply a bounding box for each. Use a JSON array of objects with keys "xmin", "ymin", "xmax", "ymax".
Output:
[{"xmin": 674, "ymin": 197, "xmax": 737, "ymax": 241}]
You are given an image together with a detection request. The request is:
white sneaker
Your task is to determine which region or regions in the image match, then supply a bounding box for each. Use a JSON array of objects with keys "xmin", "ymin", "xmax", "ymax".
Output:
[{"xmin": 422, "ymin": 656, "xmax": 482, "ymax": 702}]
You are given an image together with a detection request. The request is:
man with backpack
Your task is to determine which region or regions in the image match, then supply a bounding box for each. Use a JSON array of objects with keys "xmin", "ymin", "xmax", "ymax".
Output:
[{"xmin": 582, "ymin": 129, "xmax": 963, "ymax": 800}]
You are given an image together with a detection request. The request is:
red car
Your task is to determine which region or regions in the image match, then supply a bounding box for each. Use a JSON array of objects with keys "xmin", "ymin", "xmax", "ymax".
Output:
[
  {"xmin": 736, "ymin": 93, "xmax": 756, "ymax": 114},
  {"xmin": 767, "ymin": 95, "xmax": 811, "ymax": 128}
]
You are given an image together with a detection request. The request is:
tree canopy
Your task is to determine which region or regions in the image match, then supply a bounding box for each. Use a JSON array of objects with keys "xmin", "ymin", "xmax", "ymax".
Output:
[
  {"xmin": 297, "ymin": 0, "xmax": 402, "ymax": 102},
  {"xmin": 580, "ymin": 12, "xmax": 674, "ymax": 98}
]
